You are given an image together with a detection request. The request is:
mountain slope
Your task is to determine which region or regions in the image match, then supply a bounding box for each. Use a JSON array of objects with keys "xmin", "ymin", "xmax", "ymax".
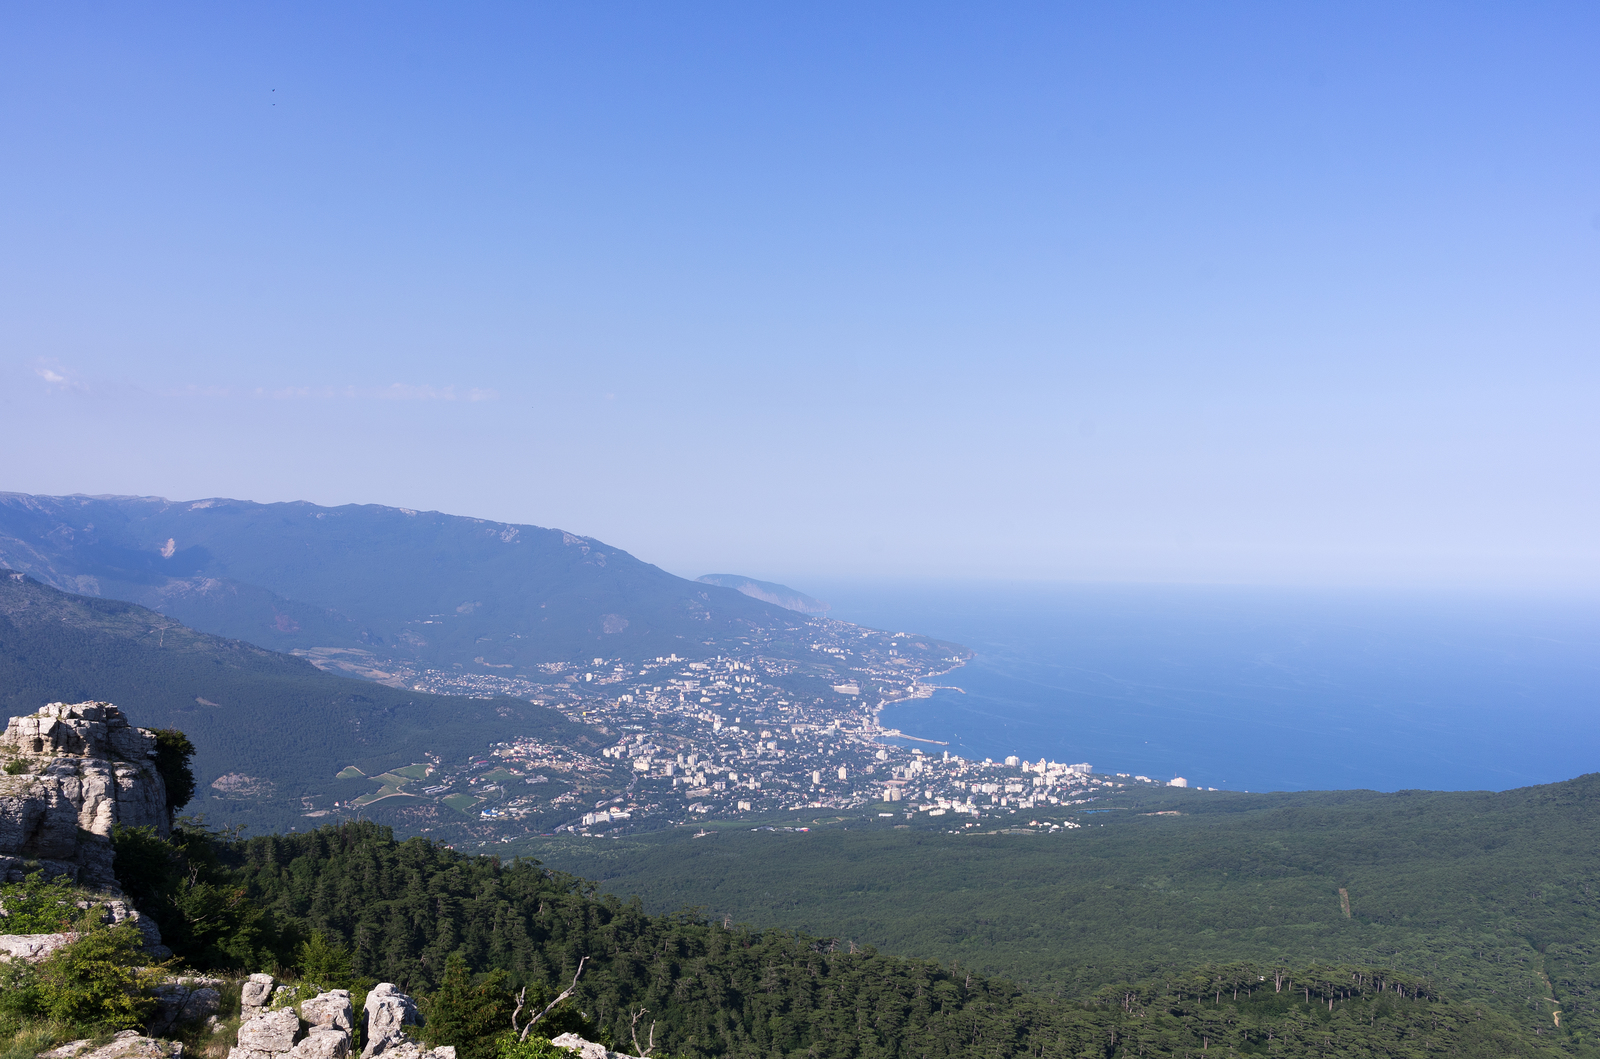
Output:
[
  {"xmin": 0, "ymin": 492, "xmax": 807, "ymax": 667},
  {"xmin": 695, "ymin": 573, "xmax": 830, "ymax": 614},
  {"xmin": 0, "ymin": 570, "xmax": 602, "ymax": 835}
]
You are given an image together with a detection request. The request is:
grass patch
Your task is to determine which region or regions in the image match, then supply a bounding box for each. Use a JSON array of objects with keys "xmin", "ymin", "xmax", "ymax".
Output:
[
  {"xmin": 335, "ymin": 766, "xmax": 365, "ymax": 780},
  {"xmin": 442, "ymin": 793, "xmax": 481, "ymax": 814},
  {"xmin": 0, "ymin": 1022, "xmax": 113, "ymax": 1059},
  {"xmin": 390, "ymin": 763, "xmax": 431, "ymax": 780}
]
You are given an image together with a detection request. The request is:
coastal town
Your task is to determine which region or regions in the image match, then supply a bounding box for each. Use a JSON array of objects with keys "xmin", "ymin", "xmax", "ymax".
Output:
[{"xmin": 321, "ymin": 616, "xmax": 1180, "ymax": 840}]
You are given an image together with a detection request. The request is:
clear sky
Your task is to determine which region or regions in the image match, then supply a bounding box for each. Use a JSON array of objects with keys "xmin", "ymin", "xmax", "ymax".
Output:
[{"xmin": 2, "ymin": 3, "xmax": 1596, "ymax": 590}]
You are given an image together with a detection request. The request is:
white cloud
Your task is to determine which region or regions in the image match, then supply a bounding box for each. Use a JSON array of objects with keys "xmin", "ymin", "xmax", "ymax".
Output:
[{"xmin": 33, "ymin": 363, "xmax": 86, "ymax": 391}]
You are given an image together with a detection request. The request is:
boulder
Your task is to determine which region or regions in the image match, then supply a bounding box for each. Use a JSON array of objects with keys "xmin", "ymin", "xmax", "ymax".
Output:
[
  {"xmin": 241, "ymin": 972, "xmax": 276, "ymax": 1011},
  {"xmin": 362, "ymin": 983, "xmax": 422, "ymax": 1058},
  {"xmin": 302, "ymin": 989, "xmax": 354, "ymax": 1032},
  {"xmin": 236, "ymin": 1007, "xmax": 301, "ymax": 1054},
  {"xmin": 288, "ymin": 1029, "xmax": 351, "ymax": 1059}
]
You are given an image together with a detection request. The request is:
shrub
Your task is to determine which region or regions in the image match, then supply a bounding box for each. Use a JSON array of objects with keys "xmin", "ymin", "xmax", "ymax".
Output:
[
  {"xmin": 5, "ymin": 922, "xmax": 157, "ymax": 1030},
  {"xmin": 0, "ymin": 873, "xmax": 87, "ymax": 934}
]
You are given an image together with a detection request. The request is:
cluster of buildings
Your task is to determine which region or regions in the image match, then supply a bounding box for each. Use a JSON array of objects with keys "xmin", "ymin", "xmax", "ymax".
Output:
[{"xmin": 348, "ymin": 617, "xmax": 1188, "ymax": 837}]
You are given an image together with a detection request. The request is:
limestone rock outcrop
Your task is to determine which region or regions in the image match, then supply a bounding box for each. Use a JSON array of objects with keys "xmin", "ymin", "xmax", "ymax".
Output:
[
  {"xmin": 363, "ymin": 983, "xmax": 423, "ymax": 1058},
  {"xmin": 302, "ymin": 989, "xmax": 355, "ymax": 1033},
  {"xmin": 228, "ymin": 982, "xmax": 449, "ymax": 1059},
  {"xmin": 549, "ymin": 1034, "xmax": 644, "ymax": 1059},
  {"xmin": 0, "ymin": 701, "xmax": 168, "ymax": 890},
  {"xmin": 40, "ymin": 1030, "xmax": 182, "ymax": 1059},
  {"xmin": 236, "ymin": 1008, "xmax": 302, "ymax": 1056},
  {"xmin": 0, "ymin": 931, "xmax": 72, "ymax": 961}
]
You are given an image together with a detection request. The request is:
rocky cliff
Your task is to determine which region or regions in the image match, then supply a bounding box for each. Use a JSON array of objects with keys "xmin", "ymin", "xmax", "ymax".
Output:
[{"xmin": 0, "ymin": 701, "xmax": 168, "ymax": 890}]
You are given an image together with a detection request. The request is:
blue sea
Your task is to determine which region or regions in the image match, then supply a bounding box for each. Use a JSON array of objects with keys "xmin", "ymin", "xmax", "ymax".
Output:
[{"xmin": 806, "ymin": 582, "xmax": 1600, "ymax": 793}]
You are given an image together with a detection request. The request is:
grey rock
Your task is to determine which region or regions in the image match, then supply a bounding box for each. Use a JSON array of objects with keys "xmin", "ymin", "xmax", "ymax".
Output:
[
  {"xmin": 289, "ymin": 1029, "xmax": 351, "ymax": 1059},
  {"xmin": 362, "ymin": 1045, "xmax": 454, "ymax": 1059},
  {"xmin": 39, "ymin": 1041, "xmax": 95, "ymax": 1059},
  {"xmin": 548, "ymin": 1035, "xmax": 643, "ymax": 1059},
  {"xmin": 236, "ymin": 1007, "xmax": 301, "ymax": 1053},
  {"xmin": 0, "ymin": 702, "xmax": 168, "ymax": 890},
  {"xmin": 301, "ymin": 989, "xmax": 354, "ymax": 1032},
  {"xmin": 549, "ymin": 1036, "xmax": 607, "ymax": 1059},
  {"xmin": 67, "ymin": 1035, "xmax": 183, "ymax": 1059},
  {"xmin": 362, "ymin": 983, "xmax": 421, "ymax": 1059},
  {"xmin": 0, "ymin": 931, "xmax": 72, "ymax": 961},
  {"xmin": 241, "ymin": 972, "xmax": 276, "ymax": 1010},
  {"xmin": 147, "ymin": 977, "xmax": 224, "ymax": 1034}
]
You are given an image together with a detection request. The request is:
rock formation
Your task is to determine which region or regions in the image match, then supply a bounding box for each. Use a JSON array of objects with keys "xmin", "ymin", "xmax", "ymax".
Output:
[
  {"xmin": 40, "ymin": 1030, "xmax": 182, "ymax": 1059},
  {"xmin": 362, "ymin": 983, "xmax": 422, "ymax": 1058},
  {"xmin": 229, "ymin": 978, "xmax": 452, "ymax": 1059},
  {"xmin": 0, "ymin": 701, "xmax": 168, "ymax": 890},
  {"xmin": 549, "ymin": 1034, "xmax": 644, "ymax": 1059}
]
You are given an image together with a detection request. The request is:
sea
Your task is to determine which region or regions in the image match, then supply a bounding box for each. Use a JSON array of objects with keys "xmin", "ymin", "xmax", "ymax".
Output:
[{"xmin": 806, "ymin": 582, "xmax": 1600, "ymax": 793}]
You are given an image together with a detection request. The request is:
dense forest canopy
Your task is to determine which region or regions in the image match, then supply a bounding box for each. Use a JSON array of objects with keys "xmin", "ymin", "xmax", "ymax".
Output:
[{"xmin": 175, "ymin": 822, "xmax": 1569, "ymax": 1059}]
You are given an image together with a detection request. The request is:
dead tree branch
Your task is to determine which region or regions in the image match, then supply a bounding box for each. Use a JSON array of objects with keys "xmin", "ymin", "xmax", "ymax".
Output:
[
  {"xmin": 630, "ymin": 1008, "xmax": 655, "ymax": 1057},
  {"xmin": 513, "ymin": 956, "xmax": 590, "ymax": 1041}
]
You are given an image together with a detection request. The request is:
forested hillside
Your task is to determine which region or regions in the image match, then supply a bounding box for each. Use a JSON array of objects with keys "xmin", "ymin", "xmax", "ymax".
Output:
[
  {"xmin": 125, "ymin": 821, "xmax": 1571, "ymax": 1059},
  {"xmin": 0, "ymin": 571, "xmax": 602, "ymax": 834},
  {"xmin": 511, "ymin": 775, "xmax": 1600, "ymax": 1049}
]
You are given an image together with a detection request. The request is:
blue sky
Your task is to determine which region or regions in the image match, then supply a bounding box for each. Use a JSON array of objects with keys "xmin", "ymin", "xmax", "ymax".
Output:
[{"xmin": 2, "ymin": 3, "xmax": 1596, "ymax": 589}]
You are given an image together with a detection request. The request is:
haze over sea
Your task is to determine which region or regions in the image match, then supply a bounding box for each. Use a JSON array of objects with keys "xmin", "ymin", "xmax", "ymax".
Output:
[{"xmin": 807, "ymin": 582, "xmax": 1600, "ymax": 794}]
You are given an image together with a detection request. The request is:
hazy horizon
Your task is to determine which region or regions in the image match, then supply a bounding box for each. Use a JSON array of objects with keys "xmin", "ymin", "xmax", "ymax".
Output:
[{"xmin": 3, "ymin": 4, "xmax": 1596, "ymax": 591}]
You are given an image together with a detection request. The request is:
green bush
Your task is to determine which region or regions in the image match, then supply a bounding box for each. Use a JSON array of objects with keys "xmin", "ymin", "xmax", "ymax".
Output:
[
  {"xmin": 0, "ymin": 922, "xmax": 156, "ymax": 1031},
  {"xmin": 0, "ymin": 873, "xmax": 88, "ymax": 934}
]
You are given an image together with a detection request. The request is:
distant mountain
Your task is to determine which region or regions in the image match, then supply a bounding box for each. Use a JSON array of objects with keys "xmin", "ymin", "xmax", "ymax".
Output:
[
  {"xmin": 696, "ymin": 574, "xmax": 830, "ymax": 615},
  {"xmin": 0, "ymin": 492, "xmax": 807, "ymax": 668},
  {"xmin": 0, "ymin": 569, "xmax": 601, "ymax": 835}
]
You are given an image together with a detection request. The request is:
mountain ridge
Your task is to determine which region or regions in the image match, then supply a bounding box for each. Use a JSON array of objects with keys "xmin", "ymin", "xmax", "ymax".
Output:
[{"xmin": 0, "ymin": 492, "xmax": 815, "ymax": 668}]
